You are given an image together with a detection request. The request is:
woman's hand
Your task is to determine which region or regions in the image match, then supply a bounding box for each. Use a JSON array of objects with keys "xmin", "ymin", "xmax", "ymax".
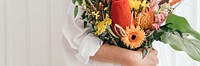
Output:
[
  {"xmin": 91, "ymin": 43, "xmax": 158, "ymax": 66},
  {"xmin": 124, "ymin": 48, "xmax": 159, "ymax": 66}
]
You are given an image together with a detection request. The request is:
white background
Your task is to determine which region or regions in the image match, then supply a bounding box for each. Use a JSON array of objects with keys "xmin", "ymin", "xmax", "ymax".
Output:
[
  {"xmin": 0, "ymin": 0, "xmax": 200, "ymax": 66},
  {"xmin": 0, "ymin": 0, "xmax": 66, "ymax": 66}
]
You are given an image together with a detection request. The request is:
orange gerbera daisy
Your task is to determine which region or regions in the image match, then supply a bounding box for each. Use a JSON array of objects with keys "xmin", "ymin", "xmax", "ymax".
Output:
[{"xmin": 122, "ymin": 25, "xmax": 145, "ymax": 49}]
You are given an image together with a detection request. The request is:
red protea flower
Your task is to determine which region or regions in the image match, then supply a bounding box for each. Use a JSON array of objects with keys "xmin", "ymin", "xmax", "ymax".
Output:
[{"xmin": 110, "ymin": 0, "xmax": 132, "ymax": 29}]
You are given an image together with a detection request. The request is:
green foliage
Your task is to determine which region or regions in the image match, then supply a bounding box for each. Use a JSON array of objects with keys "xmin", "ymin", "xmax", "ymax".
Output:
[
  {"xmin": 72, "ymin": 0, "xmax": 76, "ymax": 4},
  {"xmin": 77, "ymin": 0, "xmax": 82, "ymax": 5},
  {"xmin": 161, "ymin": 13, "xmax": 200, "ymax": 62},
  {"xmin": 72, "ymin": 0, "xmax": 82, "ymax": 18},
  {"xmin": 161, "ymin": 32, "xmax": 200, "ymax": 61},
  {"xmin": 84, "ymin": 21, "xmax": 87, "ymax": 28},
  {"xmin": 142, "ymin": 48, "xmax": 148, "ymax": 59},
  {"xmin": 166, "ymin": 14, "xmax": 200, "ymax": 40},
  {"xmin": 82, "ymin": 11, "xmax": 87, "ymax": 19},
  {"xmin": 74, "ymin": 5, "xmax": 78, "ymax": 18}
]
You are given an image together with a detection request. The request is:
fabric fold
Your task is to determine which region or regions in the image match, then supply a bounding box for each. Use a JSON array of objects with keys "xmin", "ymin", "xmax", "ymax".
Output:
[{"xmin": 62, "ymin": 3, "xmax": 103, "ymax": 64}]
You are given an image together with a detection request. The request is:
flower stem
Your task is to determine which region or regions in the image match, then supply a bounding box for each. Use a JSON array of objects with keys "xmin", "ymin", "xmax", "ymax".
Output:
[{"xmin": 87, "ymin": 0, "xmax": 97, "ymax": 12}]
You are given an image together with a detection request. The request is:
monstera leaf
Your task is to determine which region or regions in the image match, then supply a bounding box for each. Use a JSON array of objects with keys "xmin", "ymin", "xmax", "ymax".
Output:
[
  {"xmin": 161, "ymin": 14, "xmax": 200, "ymax": 61},
  {"xmin": 166, "ymin": 14, "xmax": 200, "ymax": 40},
  {"xmin": 161, "ymin": 32, "xmax": 200, "ymax": 61}
]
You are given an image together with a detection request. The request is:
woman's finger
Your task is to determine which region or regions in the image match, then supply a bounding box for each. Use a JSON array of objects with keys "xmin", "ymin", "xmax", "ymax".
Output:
[{"xmin": 147, "ymin": 48, "xmax": 153, "ymax": 53}]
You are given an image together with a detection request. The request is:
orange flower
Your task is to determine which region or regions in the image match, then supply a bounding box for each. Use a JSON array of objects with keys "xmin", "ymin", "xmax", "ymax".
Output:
[
  {"xmin": 111, "ymin": 0, "xmax": 132, "ymax": 29},
  {"xmin": 122, "ymin": 25, "xmax": 145, "ymax": 49},
  {"xmin": 134, "ymin": 9, "xmax": 155, "ymax": 30},
  {"xmin": 170, "ymin": 0, "xmax": 180, "ymax": 6}
]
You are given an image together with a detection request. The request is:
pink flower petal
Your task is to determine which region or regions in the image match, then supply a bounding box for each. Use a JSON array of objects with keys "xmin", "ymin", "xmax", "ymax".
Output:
[{"xmin": 152, "ymin": 24, "xmax": 160, "ymax": 30}]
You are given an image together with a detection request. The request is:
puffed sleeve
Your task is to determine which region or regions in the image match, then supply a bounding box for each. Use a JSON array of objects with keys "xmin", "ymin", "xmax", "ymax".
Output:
[{"xmin": 62, "ymin": 2, "xmax": 103, "ymax": 64}]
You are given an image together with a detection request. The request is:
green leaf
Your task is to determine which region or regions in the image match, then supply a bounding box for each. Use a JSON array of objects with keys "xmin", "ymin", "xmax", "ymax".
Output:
[
  {"xmin": 162, "ymin": 14, "xmax": 200, "ymax": 61},
  {"xmin": 142, "ymin": 48, "xmax": 148, "ymax": 59},
  {"xmin": 175, "ymin": 30, "xmax": 183, "ymax": 38},
  {"xmin": 72, "ymin": 0, "xmax": 76, "ymax": 4},
  {"xmin": 82, "ymin": 11, "xmax": 87, "ymax": 19},
  {"xmin": 91, "ymin": 0, "xmax": 97, "ymax": 4},
  {"xmin": 161, "ymin": 32, "xmax": 183, "ymax": 51},
  {"xmin": 166, "ymin": 14, "xmax": 200, "ymax": 40},
  {"xmin": 74, "ymin": 5, "xmax": 78, "ymax": 18},
  {"xmin": 77, "ymin": 0, "xmax": 82, "ymax": 5},
  {"xmin": 161, "ymin": 32, "xmax": 200, "ymax": 61},
  {"xmin": 84, "ymin": 21, "xmax": 87, "ymax": 28},
  {"xmin": 153, "ymin": 30, "xmax": 165, "ymax": 41},
  {"xmin": 92, "ymin": 24, "xmax": 97, "ymax": 32}
]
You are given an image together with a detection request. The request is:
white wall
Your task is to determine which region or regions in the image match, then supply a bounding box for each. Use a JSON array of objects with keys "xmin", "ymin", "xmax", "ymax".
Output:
[
  {"xmin": 0, "ymin": 0, "xmax": 200, "ymax": 66},
  {"xmin": 0, "ymin": 0, "xmax": 67, "ymax": 66}
]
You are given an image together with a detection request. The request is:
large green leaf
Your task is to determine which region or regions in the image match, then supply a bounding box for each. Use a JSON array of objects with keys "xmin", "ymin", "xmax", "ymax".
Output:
[
  {"xmin": 161, "ymin": 14, "xmax": 200, "ymax": 61},
  {"xmin": 161, "ymin": 32, "xmax": 200, "ymax": 61},
  {"xmin": 166, "ymin": 14, "xmax": 200, "ymax": 40},
  {"xmin": 161, "ymin": 32, "xmax": 183, "ymax": 51}
]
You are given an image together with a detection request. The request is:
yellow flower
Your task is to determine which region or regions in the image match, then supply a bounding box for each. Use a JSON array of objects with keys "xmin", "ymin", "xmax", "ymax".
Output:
[
  {"xmin": 95, "ymin": 14, "xmax": 112, "ymax": 35},
  {"xmin": 122, "ymin": 25, "xmax": 145, "ymax": 49},
  {"xmin": 82, "ymin": 1, "xmax": 86, "ymax": 5},
  {"xmin": 129, "ymin": 0, "xmax": 141, "ymax": 10},
  {"xmin": 141, "ymin": 0, "xmax": 149, "ymax": 11},
  {"xmin": 95, "ymin": 22, "xmax": 107, "ymax": 35},
  {"xmin": 83, "ymin": 6, "xmax": 87, "ymax": 10},
  {"xmin": 82, "ymin": 1, "xmax": 87, "ymax": 10},
  {"xmin": 104, "ymin": 14, "xmax": 112, "ymax": 25},
  {"xmin": 92, "ymin": 11, "xmax": 100, "ymax": 20},
  {"xmin": 128, "ymin": 0, "xmax": 149, "ymax": 11}
]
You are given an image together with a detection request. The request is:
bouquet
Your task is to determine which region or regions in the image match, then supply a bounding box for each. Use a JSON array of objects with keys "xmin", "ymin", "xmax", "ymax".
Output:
[{"xmin": 72, "ymin": 0, "xmax": 200, "ymax": 61}]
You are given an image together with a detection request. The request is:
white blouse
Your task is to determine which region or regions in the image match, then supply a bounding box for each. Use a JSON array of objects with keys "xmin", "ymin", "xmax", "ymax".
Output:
[
  {"xmin": 62, "ymin": 1, "xmax": 120, "ymax": 66},
  {"xmin": 62, "ymin": 1, "xmax": 200, "ymax": 66}
]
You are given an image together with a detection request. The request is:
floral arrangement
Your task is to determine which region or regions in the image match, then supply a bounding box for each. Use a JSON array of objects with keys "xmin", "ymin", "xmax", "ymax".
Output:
[{"xmin": 72, "ymin": 0, "xmax": 200, "ymax": 61}]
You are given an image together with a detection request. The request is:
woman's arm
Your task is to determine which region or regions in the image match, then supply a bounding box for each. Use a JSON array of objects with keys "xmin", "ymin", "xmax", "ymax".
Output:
[
  {"xmin": 64, "ymin": 3, "xmax": 158, "ymax": 65},
  {"xmin": 90, "ymin": 43, "xmax": 158, "ymax": 66}
]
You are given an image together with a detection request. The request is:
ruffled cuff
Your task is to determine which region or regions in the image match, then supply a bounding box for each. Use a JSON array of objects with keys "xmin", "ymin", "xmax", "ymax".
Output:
[
  {"xmin": 74, "ymin": 33, "xmax": 103, "ymax": 64},
  {"xmin": 63, "ymin": 28, "xmax": 103, "ymax": 64},
  {"xmin": 63, "ymin": 2, "xmax": 103, "ymax": 64}
]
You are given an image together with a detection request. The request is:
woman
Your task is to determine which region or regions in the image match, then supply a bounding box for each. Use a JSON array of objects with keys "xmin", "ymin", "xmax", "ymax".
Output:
[{"xmin": 62, "ymin": 0, "xmax": 159, "ymax": 66}]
